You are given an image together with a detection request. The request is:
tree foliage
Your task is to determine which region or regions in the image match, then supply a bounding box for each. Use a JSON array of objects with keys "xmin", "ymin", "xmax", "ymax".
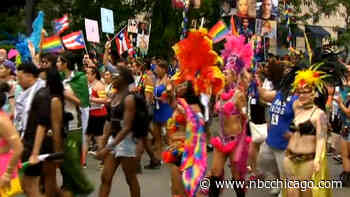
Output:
[{"xmin": 1, "ymin": 0, "xmax": 349, "ymax": 59}]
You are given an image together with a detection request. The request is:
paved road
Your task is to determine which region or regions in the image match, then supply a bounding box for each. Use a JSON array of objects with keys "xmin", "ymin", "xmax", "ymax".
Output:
[
  {"xmin": 17, "ymin": 117, "xmax": 350, "ymax": 197},
  {"xmin": 81, "ymin": 151, "xmax": 348, "ymax": 197},
  {"xmin": 81, "ymin": 118, "xmax": 349, "ymax": 197},
  {"xmin": 16, "ymin": 146, "xmax": 349, "ymax": 197}
]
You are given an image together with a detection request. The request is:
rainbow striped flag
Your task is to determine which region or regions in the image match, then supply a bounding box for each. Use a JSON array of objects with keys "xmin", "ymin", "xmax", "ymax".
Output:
[
  {"xmin": 208, "ymin": 20, "xmax": 230, "ymax": 43},
  {"xmin": 41, "ymin": 35, "xmax": 64, "ymax": 53}
]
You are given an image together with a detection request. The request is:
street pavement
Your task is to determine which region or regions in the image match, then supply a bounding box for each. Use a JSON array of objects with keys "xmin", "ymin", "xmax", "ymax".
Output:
[
  {"xmin": 81, "ymin": 117, "xmax": 350, "ymax": 197},
  {"xmin": 17, "ymin": 117, "xmax": 350, "ymax": 197},
  {"xmin": 16, "ymin": 144, "xmax": 350, "ymax": 197},
  {"xmin": 81, "ymin": 151, "xmax": 349, "ymax": 197}
]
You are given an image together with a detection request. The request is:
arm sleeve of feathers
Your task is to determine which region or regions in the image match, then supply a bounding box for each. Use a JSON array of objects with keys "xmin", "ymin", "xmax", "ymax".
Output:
[
  {"xmin": 15, "ymin": 35, "xmax": 32, "ymax": 63},
  {"xmin": 28, "ymin": 11, "xmax": 45, "ymax": 53}
]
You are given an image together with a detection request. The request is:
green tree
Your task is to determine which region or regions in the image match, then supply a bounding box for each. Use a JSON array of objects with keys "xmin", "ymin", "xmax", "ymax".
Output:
[
  {"xmin": 149, "ymin": 0, "xmax": 221, "ymax": 59},
  {"xmin": 289, "ymin": 0, "xmax": 350, "ymax": 59}
]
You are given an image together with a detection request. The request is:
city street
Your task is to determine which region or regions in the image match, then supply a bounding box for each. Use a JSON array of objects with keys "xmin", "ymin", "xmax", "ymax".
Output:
[
  {"xmin": 81, "ymin": 151, "xmax": 349, "ymax": 197},
  {"xmin": 81, "ymin": 117, "xmax": 350, "ymax": 197}
]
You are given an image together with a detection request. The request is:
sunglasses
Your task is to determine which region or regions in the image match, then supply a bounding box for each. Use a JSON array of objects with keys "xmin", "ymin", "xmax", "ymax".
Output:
[{"xmin": 297, "ymin": 90, "xmax": 313, "ymax": 94}]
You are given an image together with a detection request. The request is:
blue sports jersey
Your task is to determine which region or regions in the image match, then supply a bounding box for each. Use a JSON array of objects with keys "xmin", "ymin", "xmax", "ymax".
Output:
[{"xmin": 266, "ymin": 91, "xmax": 298, "ymax": 150}]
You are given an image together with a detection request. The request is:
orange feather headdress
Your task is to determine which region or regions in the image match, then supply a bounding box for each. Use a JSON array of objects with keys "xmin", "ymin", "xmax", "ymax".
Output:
[{"xmin": 172, "ymin": 28, "xmax": 224, "ymax": 95}]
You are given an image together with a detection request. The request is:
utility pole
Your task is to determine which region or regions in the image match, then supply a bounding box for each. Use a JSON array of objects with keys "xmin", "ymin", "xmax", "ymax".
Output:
[{"xmin": 25, "ymin": 0, "xmax": 36, "ymax": 35}]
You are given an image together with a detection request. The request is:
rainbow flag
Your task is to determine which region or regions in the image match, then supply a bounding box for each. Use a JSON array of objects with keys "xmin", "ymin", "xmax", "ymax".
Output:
[
  {"xmin": 41, "ymin": 35, "xmax": 64, "ymax": 53},
  {"xmin": 208, "ymin": 20, "xmax": 230, "ymax": 43}
]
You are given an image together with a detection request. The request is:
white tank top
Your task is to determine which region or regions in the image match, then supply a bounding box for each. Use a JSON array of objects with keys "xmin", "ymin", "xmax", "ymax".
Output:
[{"xmin": 64, "ymin": 84, "xmax": 81, "ymax": 131}]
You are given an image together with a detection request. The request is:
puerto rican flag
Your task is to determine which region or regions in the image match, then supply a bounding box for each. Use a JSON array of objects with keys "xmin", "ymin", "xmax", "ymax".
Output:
[
  {"xmin": 54, "ymin": 14, "xmax": 69, "ymax": 35},
  {"xmin": 115, "ymin": 28, "xmax": 135, "ymax": 56},
  {"xmin": 62, "ymin": 31, "xmax": 86, "ymax": 50}
]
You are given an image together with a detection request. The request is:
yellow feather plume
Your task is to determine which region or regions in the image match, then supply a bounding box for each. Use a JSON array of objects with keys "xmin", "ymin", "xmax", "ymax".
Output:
[{"xmin": 292, "ymin": 63, "xmax": 329, "ymax": 93}]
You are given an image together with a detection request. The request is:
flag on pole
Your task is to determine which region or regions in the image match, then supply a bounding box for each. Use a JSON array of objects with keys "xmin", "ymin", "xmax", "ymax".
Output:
[
  {"xmin": 62, "ymin": 31, "xmax": 86, "ymax": 50},
  {"xmin": 230, "ymin": 16, "xmax": 239, "ymax": 36},
  {"xmin": 304, "ymin": 32, "xmax": 313, "ymax": 64},
  {"xmin": 41, "ymin": 35, "xmax": 64, "ymax": 53},
  {"xmin": 287, "ymin": 28, "xmax": 292, "ymax": 42},
  {"xmin": 54, "ymin": 14, "xmax": 69, "ymax": 35},
  {"xmin": 208, "ymin": 20, "xmax": 230, "ymax": 43},
  {"xmin": 115, "ymin": 27, "xmax": 134, "ymax": 56}
]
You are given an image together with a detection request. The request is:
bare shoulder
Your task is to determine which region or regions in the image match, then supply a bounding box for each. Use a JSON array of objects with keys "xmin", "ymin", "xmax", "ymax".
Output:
[{"xmin": 314, "ymin": 108, "xmax": 327, "ymax": 123}]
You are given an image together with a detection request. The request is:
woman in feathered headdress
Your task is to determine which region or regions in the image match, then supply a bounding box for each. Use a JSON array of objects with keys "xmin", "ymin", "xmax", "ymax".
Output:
[
  {"xmin": 282, "ymin": 53, "xmax": 347, "ymax": 197},
  {"xmin": 162, "ymin": 28, "xmax": 224, "ymax": 197},
  {"xmin": 206, "ymin": 35, "xmax": 252, "ymax": 197}
]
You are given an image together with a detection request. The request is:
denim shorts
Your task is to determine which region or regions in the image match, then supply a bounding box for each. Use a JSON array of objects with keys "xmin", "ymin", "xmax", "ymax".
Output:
[{"xmin": 108, "ymin": 134, "xmax": 137, "ymax": 158}]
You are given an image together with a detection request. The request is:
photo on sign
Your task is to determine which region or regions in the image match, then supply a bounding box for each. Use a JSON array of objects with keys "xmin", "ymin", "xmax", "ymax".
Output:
[
  {"xmin": 220, "ymin": 0, "xmax": 236, "ymax": 16},
  {"xmin": 137, "ymin": 34, "xmax": 150, "ymax": 56},
  {"xmin": 128, "ymin": 32, "xmax": 138, "ymax": 48},
  {"xmin": 255, "ymin": 19, "xmax": 276, "ymax": 39},
  {"xmin": 257, "ymin": 0, "xmax": 279, "ymax": 20},
  {"xmin": 128, "ymin": 19, "xmax": 139, "ymax": 34},
  {"xmin": 237, "ymin": 17, "xmax": 255, "ymax": 42},
  {"xmin": 192, "ymin": 0, "xmax": 202, "ymax": 9},
  {"xmin": 138, "ymin": 22, "xmax": 150, "ymax": 35},
  {"xmin": 251, "ymin": 35, "xmax": 265, "ymax": 62},
  {"xmin": 222, "ymin": 0, "xmax": 256, "ymax": 18}
]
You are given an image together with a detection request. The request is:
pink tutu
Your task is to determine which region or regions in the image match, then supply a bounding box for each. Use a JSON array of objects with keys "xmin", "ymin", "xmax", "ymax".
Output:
[
  {"xmin": 210, "ymin": 135, "xmax": 252, "ymax": 179},
  {"xmin": 211, "ymin": 137, "xmax": 238, "ymax": 154}
]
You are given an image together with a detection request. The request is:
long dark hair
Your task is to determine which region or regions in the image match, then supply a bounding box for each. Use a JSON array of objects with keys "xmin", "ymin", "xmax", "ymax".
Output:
[
  {"xmin": 41, "ymin": 53, "xmax": 57, "ymax": 67},
  {"xmin": 88, "ymin": 66, "xmax": 101, "ymax": 81},
  {"xmin": 265, "ymin": 58, "xmax": 287, "ymax": 90},
  {"xmin": 0, "ymin": 82, "xmax": 10, "ymax": 108},
  {"xmin": 183, "ymin": 81, "xmax": 205, "ymax": 114},
  {"xmin": 46, "ymin": 67, "xmax": 64, "ymax": 99},
  {"xmin": 59, "ymin": 52, "xmax": 80, "ymax": 71},
  {"xmin": 45, "ymin": 67, "xmax": 69, "ymax": 130},
  {"xmin": 314, "ymin": 87, "xmax": 328, "ymax": 111}
]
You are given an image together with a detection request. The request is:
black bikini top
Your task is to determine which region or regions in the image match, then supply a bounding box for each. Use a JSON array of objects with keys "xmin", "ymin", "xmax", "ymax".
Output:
[{"xmin": 290, "ymin": 107, "xmax": 317, "ymax": 135}]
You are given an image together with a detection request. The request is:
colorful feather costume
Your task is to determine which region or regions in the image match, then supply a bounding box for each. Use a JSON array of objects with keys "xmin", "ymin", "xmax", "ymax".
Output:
[
  {"xmin": 178, "ymin": 98, "xmax": 207, "ymax": 197},
  {"xmin": 0, "ymin": 11, "xmax": 44, "ymax": 64},
  {"xmin": 172, "ymin": 28, "xmax": 225, "ymax": 95},
  {"xmin": 208, "ymin": 35, "xmax": 253, "ymax": 182},
  {"xmin": 221, "ymin": 35, "xmax": 253, "ymax": 74},
  {"xmin": 169, "ymin": 28, "xmax": 225, "ymax": 197}
]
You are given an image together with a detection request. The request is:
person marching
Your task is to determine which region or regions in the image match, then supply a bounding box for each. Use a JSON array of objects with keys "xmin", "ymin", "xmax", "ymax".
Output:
[{"xmin": 163, "ymin": 28, "xmax": 225, "ymax": 197}]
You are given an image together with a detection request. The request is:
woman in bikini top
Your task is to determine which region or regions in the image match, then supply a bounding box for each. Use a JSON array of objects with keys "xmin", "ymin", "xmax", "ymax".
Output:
[
  {"xmin": 284, "ymin": 67, "xmax": 330, "ymax": 197},
  {"xmin": 208, "ymin": 35, "xmax": 253, "ymax": 197},
  {"xmin": 215, "ymin": 70, "xmax": 247, "ymax": 138}
]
